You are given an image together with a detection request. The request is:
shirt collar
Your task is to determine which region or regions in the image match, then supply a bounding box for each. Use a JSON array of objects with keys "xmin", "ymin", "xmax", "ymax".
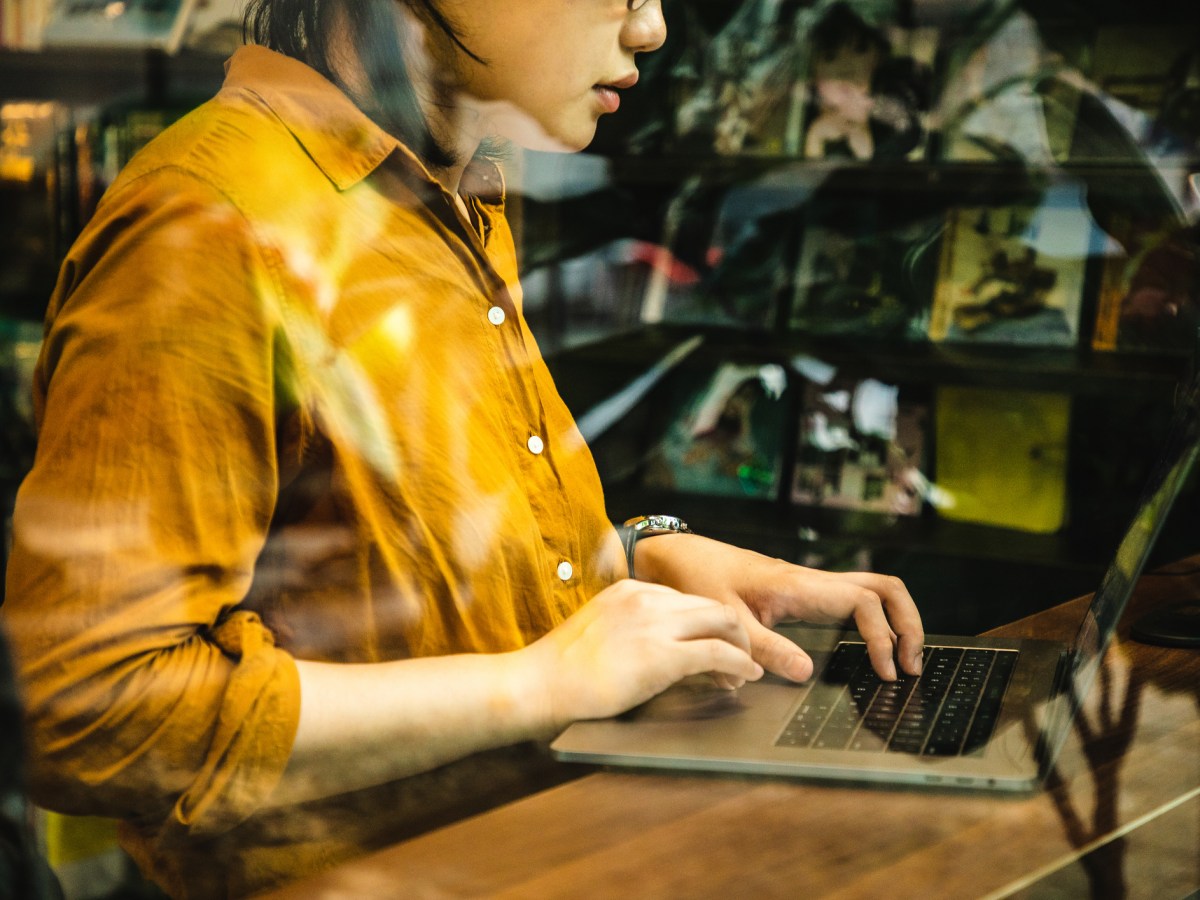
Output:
[
  {"xmin": 222, "ymin": 45, "xmax": 399, "ymax": 191},
  {"xmin": 221, "ymin": 45, "xmax": 507, "ymax": 208}
]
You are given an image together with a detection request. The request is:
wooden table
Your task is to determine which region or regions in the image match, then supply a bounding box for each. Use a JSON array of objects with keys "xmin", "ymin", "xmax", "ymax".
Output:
[{"xmin": 262, "ymin": 559, "xmax": 1200, "ymax": 899}]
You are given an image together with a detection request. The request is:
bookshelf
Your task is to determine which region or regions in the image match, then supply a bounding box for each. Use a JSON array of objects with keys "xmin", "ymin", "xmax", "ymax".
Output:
[
  {"xmin": 528, "ymin": 2, "xmax": 1200, "ymax": 631},
  {"xmin": 545, "ymin": 320, "xmax": 1196, "ymax": 632}
]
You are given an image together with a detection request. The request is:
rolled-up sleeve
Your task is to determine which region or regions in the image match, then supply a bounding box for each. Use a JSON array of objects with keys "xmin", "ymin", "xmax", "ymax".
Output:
[{"xmin": 2, "ymin": 166, "xmax": 301, "ymax": 841}]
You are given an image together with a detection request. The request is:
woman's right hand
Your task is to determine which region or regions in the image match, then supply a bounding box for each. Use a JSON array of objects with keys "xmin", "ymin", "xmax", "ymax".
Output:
[{"xmin": 520, "ymin": 579, "xmax": 764, "ymax": 733}]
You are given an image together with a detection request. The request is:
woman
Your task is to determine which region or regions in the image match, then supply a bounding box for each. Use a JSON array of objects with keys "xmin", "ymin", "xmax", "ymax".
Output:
[{"xmin": 2, "ymin": 0, "xmax": 924, "ymax": 896}]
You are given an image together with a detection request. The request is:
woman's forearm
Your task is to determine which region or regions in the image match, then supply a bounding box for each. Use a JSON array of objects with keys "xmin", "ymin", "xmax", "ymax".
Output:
[
  {"xmin": 268, "ymin": 577, "xmax": 765, "ymax": 807},
  {"xmin": 268, "ymin": 651, "xmax": 552, "ymax": 806}
]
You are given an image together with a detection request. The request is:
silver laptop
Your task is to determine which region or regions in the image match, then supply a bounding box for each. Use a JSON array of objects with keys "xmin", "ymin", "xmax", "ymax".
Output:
[{"xmin": 552, "ymin": 373, "xmax": 1200, "ymax": 791}]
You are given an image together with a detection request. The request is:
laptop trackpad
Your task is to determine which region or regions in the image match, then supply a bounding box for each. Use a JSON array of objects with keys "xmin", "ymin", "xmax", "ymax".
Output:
[
  {"xmin": 620, "ymin": 673, "xmax": 806, "ymax": 725},
  {"xmin": 621, "ymin": 678, "xmax": 749, "ymax": 722}
]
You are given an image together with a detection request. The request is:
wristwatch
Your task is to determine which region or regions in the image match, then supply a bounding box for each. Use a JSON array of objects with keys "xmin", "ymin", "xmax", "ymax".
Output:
[{"xmin": 620, "ymin": 514, "xmax": 693, "ymax": 580}]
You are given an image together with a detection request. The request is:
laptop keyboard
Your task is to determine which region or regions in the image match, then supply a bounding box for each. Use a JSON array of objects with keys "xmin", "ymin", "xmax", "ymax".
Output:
[{"xmin": 775, "ymin": 642, "xmax": 1018, "ymax": 756}]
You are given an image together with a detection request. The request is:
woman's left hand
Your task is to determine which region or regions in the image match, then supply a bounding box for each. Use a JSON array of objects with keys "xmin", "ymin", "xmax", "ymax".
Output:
[{"xmin": 633, "ymin": 533, "xmax": 924, "ymax": 683}]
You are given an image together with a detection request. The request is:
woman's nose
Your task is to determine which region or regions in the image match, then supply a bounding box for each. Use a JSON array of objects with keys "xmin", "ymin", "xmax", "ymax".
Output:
[{"xmin": 622, "ymin": 0, "xmax": 667, "ymax": 55}]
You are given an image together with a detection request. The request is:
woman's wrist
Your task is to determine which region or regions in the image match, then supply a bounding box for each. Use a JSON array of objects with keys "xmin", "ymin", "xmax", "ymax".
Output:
[
  {"xmin": 502, "ymin": 644, "xmax": 565, "ymax": 740},
  {"xmin": 621, "ymin": 515, "xmax": 694, "ymax": 581},
  {"xmin": 632, "ymin": 531, "xmax": 698, "ymax": 587}
]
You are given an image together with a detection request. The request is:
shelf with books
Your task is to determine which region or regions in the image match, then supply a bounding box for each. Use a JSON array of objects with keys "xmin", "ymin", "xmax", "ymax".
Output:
[
  {"xmin": 581, "ymin": 1, "xmax": 1200, "ymax": 352},
  {"xmin": 545, "ymin": 319, "xmax": 1195, "ymax": 617},
  {"xmin": 537, "ymin": 154, "xmax": 1196, "ymax": 367}
]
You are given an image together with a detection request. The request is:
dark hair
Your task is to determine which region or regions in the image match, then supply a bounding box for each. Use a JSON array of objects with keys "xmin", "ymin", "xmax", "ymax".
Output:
[{"xmin": 242, "ymin": 0, "xmax": 482, "ymax": 168}]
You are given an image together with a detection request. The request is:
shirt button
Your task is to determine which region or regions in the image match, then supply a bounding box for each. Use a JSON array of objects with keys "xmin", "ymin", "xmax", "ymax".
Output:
[
  {"xmin": 557, "ymin": 560, "xmax": 574, "ymax": 582},
  {"xmin": 527, "ymin": 435, "xmax": 544, "ymax": 455},
  {"xmin": 487, "ymin": 306, "xmax": 506, "ymax": 326}
]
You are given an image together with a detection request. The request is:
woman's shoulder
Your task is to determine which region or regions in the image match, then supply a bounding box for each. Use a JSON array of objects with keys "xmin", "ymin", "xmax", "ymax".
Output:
[{"xmin": 109, "ymin": 91, "xmax": 331, "ymax": 218}]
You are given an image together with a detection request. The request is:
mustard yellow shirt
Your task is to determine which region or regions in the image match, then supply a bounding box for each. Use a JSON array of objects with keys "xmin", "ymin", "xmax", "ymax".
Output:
[{"xmin": 3, "ymin": 45, "xmax": 622, "ymax": 897}]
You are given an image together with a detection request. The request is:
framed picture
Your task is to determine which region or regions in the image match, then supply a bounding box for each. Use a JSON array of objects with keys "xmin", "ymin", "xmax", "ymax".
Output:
[
  {"xmin": 1093, "ymin": 217, "xmax": 1199, "ymax": 354},
  {"xmin": 799, "ymin": 4, "xmax": 938, "ymax": 163},
  {"xmin": 790, "ymin": 369, "xmax": 929, "ymax": 517},
  {"xmin": 640, "ymin": 361, "xmax": 792, "ymax": 500},
  {"xmin": 670, "ymin": 0, "xmax": 807, "ymax": 156},
  {"xmin": 789, "ymin": 199, "xmax": 942, "ymax": 339},
  {"xmin": 928, "ymin": 180, "xmax": 1094, "ymax": 346},
  {"xmin": 933, "ymin": 386, "xmax": 1070, "ymax": 534},
  {"xmin": 643, "ymin": 181, "xmax": 804, "ymax": 331}
]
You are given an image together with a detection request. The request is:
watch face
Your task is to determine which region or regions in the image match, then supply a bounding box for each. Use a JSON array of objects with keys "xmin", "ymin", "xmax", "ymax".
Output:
[{"xmin": 631, "ymin": 515, "xmax": 689, "ymax": 535}]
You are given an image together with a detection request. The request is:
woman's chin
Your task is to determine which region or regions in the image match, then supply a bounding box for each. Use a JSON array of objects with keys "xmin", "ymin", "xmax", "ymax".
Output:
[
  {"xmin": 465, "ymin": 95, "xmax": 599, "ymax": 154},
  {"xmin": 504, "ymin": 123, "xmax": 595, "ymax": 154}
]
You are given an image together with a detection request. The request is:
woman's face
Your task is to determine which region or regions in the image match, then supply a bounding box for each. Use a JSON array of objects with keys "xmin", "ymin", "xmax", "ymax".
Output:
[{"xmin": 433, "ymin": 0, "xmax": 667, "ymax": 152}]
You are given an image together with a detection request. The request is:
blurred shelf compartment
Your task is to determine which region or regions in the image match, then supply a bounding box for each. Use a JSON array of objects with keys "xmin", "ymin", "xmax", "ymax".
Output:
[
  {"xmin": 549, "ymin": 324, "xmax": 1190, "ymax": 399},
  {"xmin": 602, "ymin": 484, "xmax": 1109, "ymax": 574},
  {"xmin": 0, "ymin": 47, "xmax": 224, "ymax": 104},
  {"xmin": 605, "ymin": 155, "xmax": 1196, "ymax": 192}
]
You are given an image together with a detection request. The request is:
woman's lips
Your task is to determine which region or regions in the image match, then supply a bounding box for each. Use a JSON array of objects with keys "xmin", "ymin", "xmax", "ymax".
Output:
[
  {"xmin": 593, "ymin": 85, "xmax": 621, "ymax": 113},
  {"xmin": 593, "ymin": 71, "xmax": 638, "ymax": 114}
]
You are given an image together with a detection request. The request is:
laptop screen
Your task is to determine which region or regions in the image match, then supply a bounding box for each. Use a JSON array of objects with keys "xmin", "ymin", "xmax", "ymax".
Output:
[{"xmin": 1058, "ymin": 372, "xmax": 1200, "ymax": 724}]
